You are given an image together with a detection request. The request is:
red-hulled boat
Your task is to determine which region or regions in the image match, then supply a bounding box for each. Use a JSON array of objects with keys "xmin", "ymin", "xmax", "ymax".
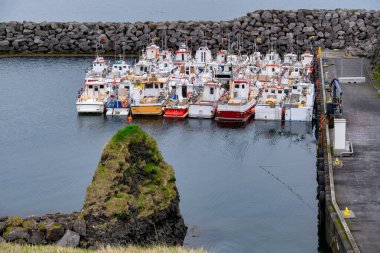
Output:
[{"xmin": 215, "ymin": 78, "xmax": 258, "ymax": 122}]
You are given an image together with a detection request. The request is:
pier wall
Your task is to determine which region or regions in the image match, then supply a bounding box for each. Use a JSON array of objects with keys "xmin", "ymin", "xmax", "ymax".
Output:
[{"xmin": 0, "ymin": 9, "xmax": 379, "ymax": 57}]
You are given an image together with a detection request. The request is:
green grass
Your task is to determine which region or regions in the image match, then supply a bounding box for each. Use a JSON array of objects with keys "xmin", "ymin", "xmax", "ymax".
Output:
[
  {"xmin": 82, "ymin": 124, "xmax": 177, "ymax": 219},
  {"xmin": 0, "ymin": 244, "xmax": 206, "ymax": 253}
]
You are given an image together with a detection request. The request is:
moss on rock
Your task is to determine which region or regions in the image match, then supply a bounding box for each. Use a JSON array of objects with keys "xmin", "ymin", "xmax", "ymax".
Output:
[
  {"xmin": 81, "ymin": 124, "xmax": 187, "ymax": 247},
  {"xmin": 82, "ymin": 124, "xmax": 177, "ymax": 220},
  {"xmin": 5, "ymin": 216, "xmax": 24, "ymax": 227}
]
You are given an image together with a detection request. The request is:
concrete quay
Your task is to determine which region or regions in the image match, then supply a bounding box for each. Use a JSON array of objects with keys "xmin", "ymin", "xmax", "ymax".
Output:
[{"xmin": 322, "ymin": 51, "xmax": 380, "ymax": 253}]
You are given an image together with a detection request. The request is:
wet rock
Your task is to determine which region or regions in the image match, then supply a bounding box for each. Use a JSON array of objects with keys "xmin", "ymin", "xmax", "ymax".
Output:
[{"xmin": 57, "ymin": 230, "xmax": 80, "ymax": 247}]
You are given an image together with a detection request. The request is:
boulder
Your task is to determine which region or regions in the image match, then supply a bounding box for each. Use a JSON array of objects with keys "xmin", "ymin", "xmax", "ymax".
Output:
[
  {"xmin": 5, "ymin": 216, "xmax": 23, "ymax": 227},
  {"xmin": 45, "ymin": 223, "xmax": 65, "ymax": 241},
  {"xmin": 22, "ymin": 219, "xmax": 37, "ymax": 230},
  {"xmin": 57, "ymin": 230, "xmax": 80, "ymax": 247},
  {"xmin": 28, "ymin": 230, "xmax": 45, "ymax": 244},
  {"xmin": 78, "ymin": 42, "xmax": 91, "ymax": 52},
  {"xmin": 72, "ymin": 220, "xmax": 86, "ymax": 237},
  {"xmin": 2, "ymin": 227, "xmax": 29, "ymax": 242},
  {"xmin": 0, "ymin": 222, "xmax": 5, "ymax": 233}
]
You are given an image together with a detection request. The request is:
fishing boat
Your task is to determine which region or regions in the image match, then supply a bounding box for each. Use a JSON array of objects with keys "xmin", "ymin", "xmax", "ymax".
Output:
[
  {"xmin": 76, "ymin": 77, "xmax": 109, "ymax": 113},
  {"xmin": 130, "ymin": 76, "xmax": 167, "ymax": 116},
  {"xmin": 189, "ymin": 81, "xmax": 225, "ymax": 119},
  {"xmin": 215, "ymin": 78, "xmax": 257, "ymax": 122},
  {"xmin": 164, "ymin": 78, "xmax": 190, "ymax": 118},
  {"xmin": 106, "ymin": 80, "xmax": 134, "ymax": 116}
]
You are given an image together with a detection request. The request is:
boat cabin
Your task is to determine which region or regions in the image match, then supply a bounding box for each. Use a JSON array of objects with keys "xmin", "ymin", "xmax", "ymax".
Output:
[
  {"xmin": 216, "ymin": 50, "xmax": 227, "ymax": 63},
  {"xmin": 91, "ymin": 56, "xmax": 108, "ymax": 74},
  {"xmin": 283, "ymin": 53, "xmax": 298, "ymax": 65},
  {"xmin": 195, "ymin": 46, "xmax": 212, "ymax": 63},
  {"xmin": 145, "ymin": 44, "xmax": 160, "ymax": 60},
  {"xmin": 174, "ymin": 44, "xmax": 191, "ymax": 64},
  {"xmin": 301, "ymin": 50, "xmax": 314, "ymax": 67}
]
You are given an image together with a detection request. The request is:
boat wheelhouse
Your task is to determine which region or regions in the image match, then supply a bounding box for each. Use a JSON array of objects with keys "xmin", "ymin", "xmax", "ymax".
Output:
[
  {"xmin": 215, "ymin": 78, "xmax": 257, "ymax": 122},
  {"xmin": 76, "ymin": 77, "xmax": 109, "ymax": 114},
  {"xmin": 130, "ymin": 77, "xmax": 167, "ymax": 115},
  {"xmin": 189, "ymin": 81, "xmax": 225, "ymax": 119}
]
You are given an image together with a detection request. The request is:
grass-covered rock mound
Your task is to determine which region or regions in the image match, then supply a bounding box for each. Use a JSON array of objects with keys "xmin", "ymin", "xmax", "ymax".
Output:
[{"xmin": 81, "ymin": 125, "xmax": 187, "ymax": 247}]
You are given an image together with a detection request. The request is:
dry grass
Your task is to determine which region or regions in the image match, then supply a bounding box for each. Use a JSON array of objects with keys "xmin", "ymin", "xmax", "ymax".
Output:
[{"xmin": 0, "ymin": 244, "xmax": 207, "ymax": 253}]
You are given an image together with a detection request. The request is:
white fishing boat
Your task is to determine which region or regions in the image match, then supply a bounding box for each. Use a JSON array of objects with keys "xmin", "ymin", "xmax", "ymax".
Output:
[
  {"xmin": 189, "ymin": 81, "xmax": 225, "ymax": 119},
  {"xmin": 76, "ymin": 77, "xmax": 109, "ymax": 113},
  {"xmin": 106, "ymin": 80, "xmax": 134, "ymax": 116}
]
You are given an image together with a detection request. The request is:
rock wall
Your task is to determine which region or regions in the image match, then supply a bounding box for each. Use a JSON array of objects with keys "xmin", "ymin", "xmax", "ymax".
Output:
[
  {"xmin": 0, "ymin": 125, "xmax": 187, "ymax": 248},
  {"xmin": 0, "ymin": 9, "xmax": 379, "ymax": 57}
]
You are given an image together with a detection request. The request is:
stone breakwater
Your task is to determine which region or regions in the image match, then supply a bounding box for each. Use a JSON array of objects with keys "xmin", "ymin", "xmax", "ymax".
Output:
[{"xmin": 0, "ymin": 9, "xmax": 379, "ymax": 57}]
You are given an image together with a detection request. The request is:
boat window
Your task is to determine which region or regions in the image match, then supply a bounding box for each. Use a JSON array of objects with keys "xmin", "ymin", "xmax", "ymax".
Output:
[
  {"xmin": 278, "ymin": 90, "xmax": 283, "ymax": 94},
  {"xmin": 265, "ymin": 89, "xmax": 268, "ymax": 92},
  {"xmin": 140, "ymin": 66, "xmax": 143, "ymax": 71},
  {"xmin": 145, "ymin": 83, "xmax": 153, "ymax": 88},
  {"xmin": 271, "ymin": 89, "xmax": 275, "ymax": 94},
  {"xmin": 155, "ymin": 84, "xmax": 159, "ymax": 89},
  {"xmin": 164, "ymin": 63, "xmax": 167, "ymax": 67},
  {"xmin": 94, "ymin": 87, "xmax": 98, "ymax": 91},
  {"xmin": 210, "ymin": 87, "xmax": 214, "ymax": 95},
  {"xmin": 182, "ymin": 54, "xmax": 184, "ymax": 61},
  {"xmin": 293, "ymin": 86, "xmax": 297, "ymax": 90},
  {"xmin": 123, "ymin": 66, "xmax": 127, "ymax": 69},
  {"xmin": 100, "ymin": 85, "xmax": 104, "ymax": 89},
  {"xmin": 295, "ymin": 68, "xmax": 298, "ymax": 72},
  {"xmin": 114, "ymin": 66, "xmax": 117, "ymax": 68},
  {"xmin": 119, "ymin": 67, "xmax": 122, "ymax": 70},
  {"xmin": 235, "ymin": 84, "xmax": 239, "ymax": 89},
  {"xmin": 242, "ymin": 84, "xmax": 245, "ymax": 89},
  {"xmin": 272, "ymin": 68, "xmax": 275, "ymax": 72},
  {"xmin": 284, "ymin": 89, "xmax": 289, "ymax": 95},
  {"xmin": 160, "ymin": 83, "xmax": 163, "ymax": 88},
  {"xmin": 89, "ymin": 85, "xmax": 93, "ymax": 89}
]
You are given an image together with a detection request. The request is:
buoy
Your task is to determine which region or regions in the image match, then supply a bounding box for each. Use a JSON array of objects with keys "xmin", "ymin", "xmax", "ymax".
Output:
[
  {"xmin": 128, "ymin": 116, "xmax": 133, "ymax": 122},
  {"xmin": 334, "ymin": 158, "xmax": 340, "ymax": 167},
  {"xmin": 344, "ymin": 207, "xmax": 351, "ymax": 217}
]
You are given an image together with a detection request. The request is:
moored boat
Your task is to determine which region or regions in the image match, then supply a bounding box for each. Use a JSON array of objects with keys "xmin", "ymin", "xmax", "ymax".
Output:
[
  {"xmin": 215, "ymin": 78, "xmax": 257, "ymax": 122},
  {"xmin": 130, "ymin": 76, "xmax": 167, "ymax": 116},
  {"xmin": 76, "ymin": 77, "xmax": 108, "ymax": 114}
]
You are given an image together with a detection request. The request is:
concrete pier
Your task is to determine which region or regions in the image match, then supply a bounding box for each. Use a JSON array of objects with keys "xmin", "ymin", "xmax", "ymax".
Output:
[{"xmin": 322, "ymin": 51, "xmax": 380, "ymax": 253}]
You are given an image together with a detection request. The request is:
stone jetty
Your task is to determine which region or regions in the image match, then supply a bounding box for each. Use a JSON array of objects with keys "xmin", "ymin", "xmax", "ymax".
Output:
[{"xmin": 0, "ymin": 9, "xmax": 379, "ymax": 57}]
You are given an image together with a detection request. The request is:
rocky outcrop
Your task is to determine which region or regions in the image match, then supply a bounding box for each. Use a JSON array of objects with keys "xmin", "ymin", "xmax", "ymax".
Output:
[
  {"xmin": 0, "ymin": 213, "xmax": 82, "ymax": 247},
  {"xmin": 0, "ymin": 9, "xmax": 379, "ymax": 57},
  {"xmin": 0, "ymin": 125, "xmax": 187, "ymax": 248},
  {"xmin": 81, "ymin": 124, "xmax": 187, "ymax": 248}
]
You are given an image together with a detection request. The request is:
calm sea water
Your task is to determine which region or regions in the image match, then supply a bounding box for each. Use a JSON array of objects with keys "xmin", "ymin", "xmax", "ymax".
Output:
[
  {"xmin": 0, "ymin": 57, "xmax": 321, "ymax": 253},
  {"xmin": 0, "ymin": 0, "xmax": 379, "ymax": 22}
]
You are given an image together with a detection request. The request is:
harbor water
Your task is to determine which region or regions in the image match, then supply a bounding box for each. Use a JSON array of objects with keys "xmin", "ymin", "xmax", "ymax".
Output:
[{"xmin": 0, "ymin": 57, "xmax": 321, "ymax": 252}]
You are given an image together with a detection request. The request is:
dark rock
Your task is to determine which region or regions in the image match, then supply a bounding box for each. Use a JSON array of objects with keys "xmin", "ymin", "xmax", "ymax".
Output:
[
  {"xmin": 45, "ymin": 222, "xmax": 65, "ymax": 241},
  {"xmin": 78, "ymin": 42, "xmax": 91, "ymax": 52},
  {"xmin": 0, "ymin": 236, "xmax": 5, "ymax": 243},
  {"xmin": 3, "ymin": 227, "xmax": 29, "ymax": 242},
  {"xmin": 72, "ymin": 220, "xmax": 86, "ymax": 237},
  {"xmin": 0, "ymin": 222, "xmax": 5, "ymax": 233},
  {"xmin": 57, "ymin": 230, "xmax": 80, "ymax": 247},
  {"xmin": 28, "ymin": 230, "xmax": 45, "ymax": 244}
]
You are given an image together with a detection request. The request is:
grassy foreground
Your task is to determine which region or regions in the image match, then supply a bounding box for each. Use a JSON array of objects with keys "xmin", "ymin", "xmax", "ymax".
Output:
[{"xmin": 0, "ymin": 244, "xmax": 206, "ymax": 253}]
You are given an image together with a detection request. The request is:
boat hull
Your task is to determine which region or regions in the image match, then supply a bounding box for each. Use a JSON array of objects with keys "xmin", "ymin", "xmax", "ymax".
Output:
[
  {"xmin": 215, "ymin": 104, "xmax": 255, "ymax": 122},
  {"xmin": 188, "ymin": 104, "xmax": 215, "ymax": 119},
  {"xmin": 106, "ymin": 108, "xmax": 130, "ymax": 116},
  {"xmin": 76, "ymin": 102, "xmax": 104, "ymax": 114},
  {"xmin": 131, "ymin": 104, "xmax": 163, "ymax": 115},
  {"xmin": 164, "ymin": 108, "xmax": 189, "ymax": 118}
]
